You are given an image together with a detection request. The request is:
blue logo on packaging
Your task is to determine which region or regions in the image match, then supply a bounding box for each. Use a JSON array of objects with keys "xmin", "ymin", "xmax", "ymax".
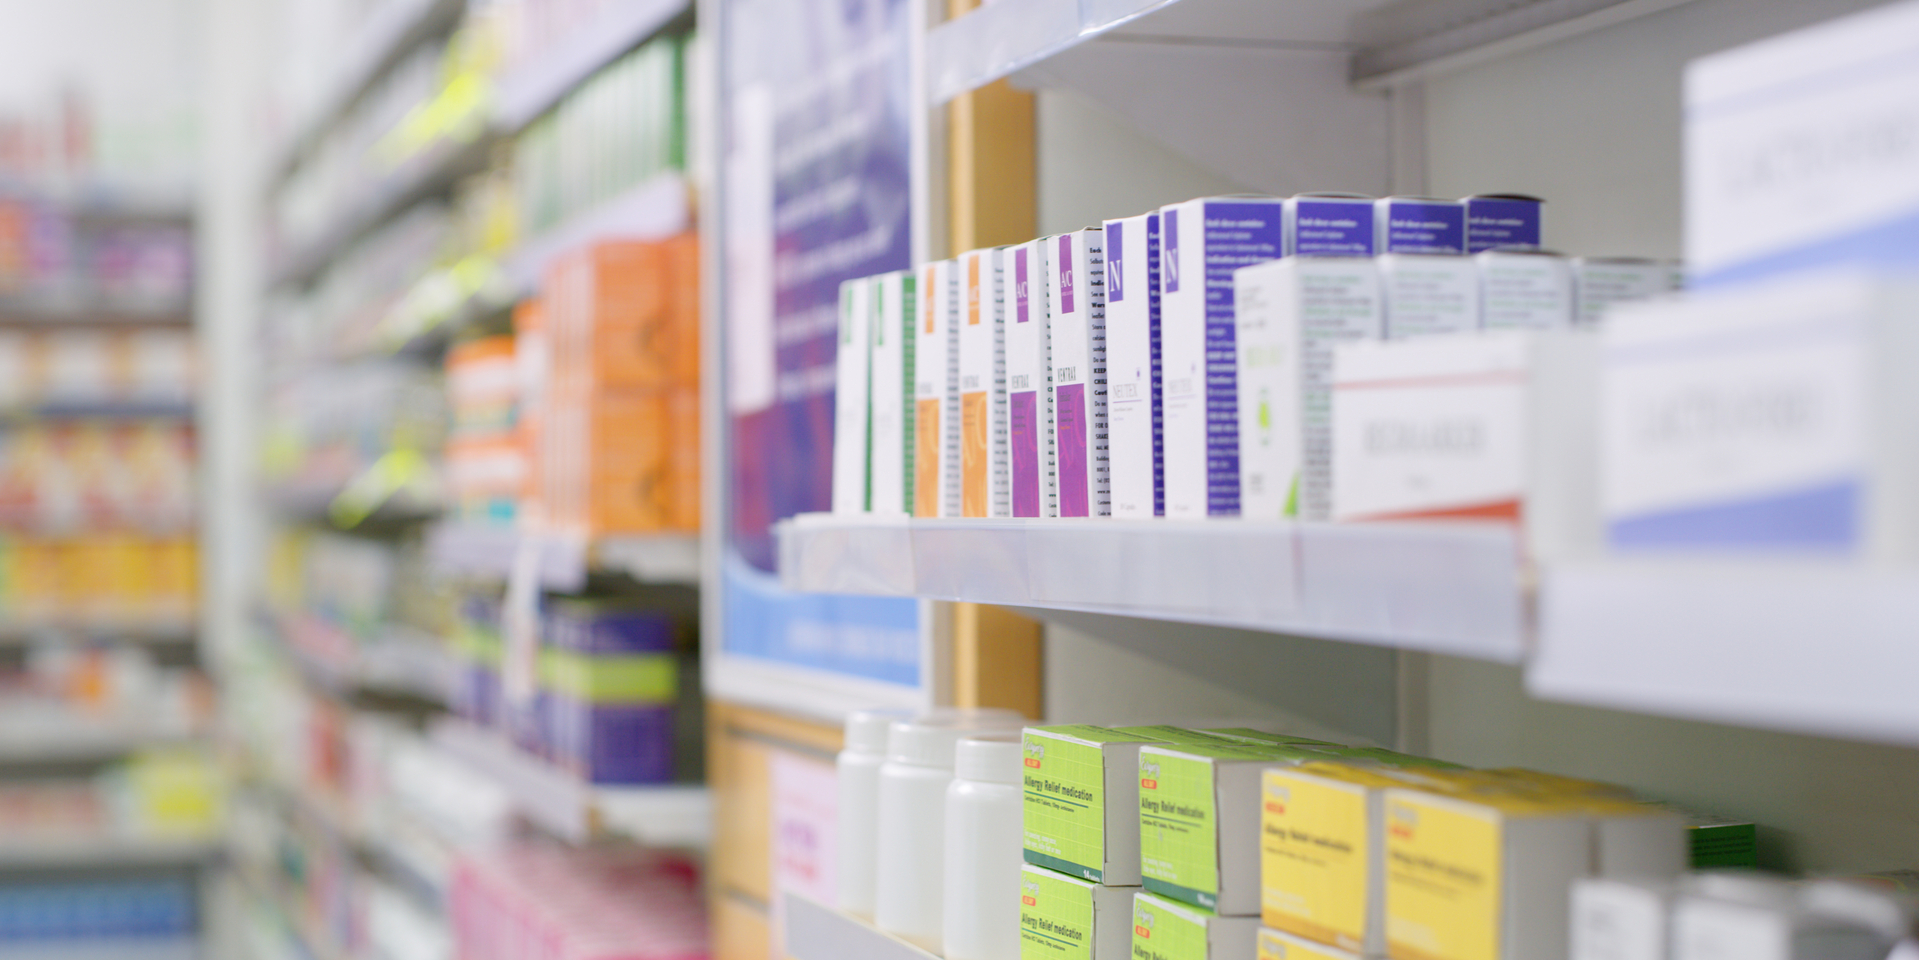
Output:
[{"xmin": 1107, "ymin": 221, "xmax": 1125, "ymax": 303}]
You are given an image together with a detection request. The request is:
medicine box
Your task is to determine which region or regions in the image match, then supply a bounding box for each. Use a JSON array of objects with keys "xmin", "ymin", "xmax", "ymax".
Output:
[
  {"xmin": 1047, "ymin": 228, "xmax": 1110, "ymax": 517},
  {"xmin": 1021, "ymin": 864, "xmax": 1138, "ymax": 960},
  {"xmin": 1375, "ymin": 197, "xmax": 1466, "ymax": 255},
  {"xmin": 1329, "ymin": 330, "xmax": 1534, "ymax": 524},
  {"xmin": 1234, "ymin": 257, "xmax": 1382, "ymax": 522},
  {"xmin": 1478, "ymin": 251, "xmax": 1573, "ymax": 329},
  {"xmin": 1159, "ymin": 196, "xmax": 1285, "ymax": 518},
  {"xmin": 1134, "ymin": 891, "xmax": 1261, "ymax": 960},
  {"xmin": 1024, "ymin": 725, "xmax": 1181, "ymax": 884},
  {"xmin": 1380, "ymin": 254, "xmax": 1480, "ymax": 339},
  {"xmin": 915, "ymin": 259, "xmax": 960, "ymax": 517},
  {"xmin": 1573, "ymin": 257, "xmax": 1675, "ymax": 327},
  {"xmin": 1008, "ymin": 239, "xmax": 1052, "ymax": 517},
  {"xmin": 1382, "ymin": 787, "xmax": 1590, "ymax": 960},
  {"xmin": 1257, "ymin": 927, "xmax": 1360, "ymax": 960},
  {"xmin": 1138, "ymin": 741, "xmax": 1334, "ymax": 915},
  {"xmin": 1464, "ymin": 194, "xmax": 1543, "ymax": 254},
  {"xmin": 1260, "ymin": 762, "xmax": 1405, "ymax": 956},
  {"xmin": 832, "ymin": 277, "xmax": 871, "ymax": 514},
  {"xmin": 869, "ymin": 269, "xmax": 915, "ymax": 516},
  {"xmin": 1105, "ymin": 212, "xmax": 1164, "ymax": 518},
  {"xmin": 1284, "ymin": 194, "xmax": 1375, "ymax": 257},
  {"xmin": 1685, "ymin": 0, "xmax": 1919, "ymax": 288},
  {"xmin": 1599, "ymin": 273, "xmax": 1919, "ymax": 559},
  {"xmin": 958, "ymin": 247, "xmax": 1011, "ymax": 517},
  {"xmin": 1570, "ymin": 878, "xmax": 1670, "ymax": 960}
]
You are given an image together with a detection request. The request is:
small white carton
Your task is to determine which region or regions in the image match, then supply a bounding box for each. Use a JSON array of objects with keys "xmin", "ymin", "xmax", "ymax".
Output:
[
  {"xmin": 1104, "ymin": 212, "xmax": 1164, "ymax": 518},
  {"xmin": 1160, "ymin": 196, "xmax": 1286, "ymax": 518},
  {"xmin": 1479, "ymin": 250, "xmax": 1573, "ymax": 330},
  {"xmin": 915, "ymin": 259, "xmax": 961, "ymax": 517},
  {"xmin": 1007, "ymin": 239, "xmax": 1053, "ymax": 517},
  {"xmin": 1379, "ymin": 254, "xmax": 1480, "ymax": 339},
  {"xmin": 1283, "ymin": 194, "xmax": 1376, "ymax": 258},
  {"xmin": 958, "ymin": 247, "xmax": 1011, "ymax": 517},
  {"xmin": 832, "ymin": 277, "xmax": 872, "ymax": 514},
  {"xmin": 1234, "ymin": 257, "xmax": 1381, "ymax": 522},
  {"xmin": 869, "ymin": 269, "xmax": 914, "ymax": 516},
  {"xmin": 1046, "ymin": 228, "xmax": 1111, "ymax": 517},
  {"xmin": 1374, "ymin": 196, "xmax": 1466, "ymax": 255},
  {"xmin": 1573, "ymin": 257, "xmax": 1675, "ymax": 326}
]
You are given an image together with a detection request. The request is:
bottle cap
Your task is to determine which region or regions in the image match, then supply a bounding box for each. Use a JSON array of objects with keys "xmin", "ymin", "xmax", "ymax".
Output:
[
  {"xmin": 844, "ymin": 709, "xmax": 914, "ymax": 755},
  {"xmin": 954, "ymin": 732, "xmax": 1023, "ymax": 785},
  {"xmin": 887, "ymin": 710, "xmax": 1025, "ymax": 769}
]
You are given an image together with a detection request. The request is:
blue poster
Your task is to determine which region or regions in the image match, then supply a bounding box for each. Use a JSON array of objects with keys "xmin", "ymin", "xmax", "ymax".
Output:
[{"xmin": 718, "ymin": 0, "xmax": 922, "ymax": 693}]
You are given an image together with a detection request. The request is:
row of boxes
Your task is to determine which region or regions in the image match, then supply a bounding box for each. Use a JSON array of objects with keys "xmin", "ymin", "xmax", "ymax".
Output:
[
  {"xmin": 0, "ymin": 328, "xmax": 194, "ymax": 406},
  {"xmin": 0, "ymin": 420, "xmax": 194, "ymax": 534},
  {"xmin": 1015, "ymin": 723, "xmax": 1760, "ymax": 960},
  {"xmin": 832, "ymin": 193, "xmax": 1684, "ymax": 524},
  {"xmin": 0, "ymin": 535, "xmax": 196, "ymax": 626}
]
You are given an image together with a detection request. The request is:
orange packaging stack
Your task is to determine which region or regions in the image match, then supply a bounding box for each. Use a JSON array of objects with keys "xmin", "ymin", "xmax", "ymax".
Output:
[
  {"xmin": 535, "ymin": 233, "xmax": 699, "ymax": 536},
  {"xmin": 445, "ymin": 334, "xmax": 526, "ymax": 524}
]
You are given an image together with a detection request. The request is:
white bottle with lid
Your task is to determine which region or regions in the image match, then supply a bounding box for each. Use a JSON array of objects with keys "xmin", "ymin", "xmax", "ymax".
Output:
[
  {"xmin": 874, "ymin": 710, "xmax": 1024, "ymax": 953},
  {"xmin": 942, "ymin": 732, "xmax": 1024, "ymax": 960},
  {"xmin": 837, "ymin": 708, "xmax": 912, "ymax": 918}
]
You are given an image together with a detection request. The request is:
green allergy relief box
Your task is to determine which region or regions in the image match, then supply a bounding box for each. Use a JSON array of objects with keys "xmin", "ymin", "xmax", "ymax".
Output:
[
  {"xmin": 1026, "ymin": 725, "xmax": 1183, "ymax": 884},
  {"xmin": 1133, "ymin": 890, "xmax": 1260, "ymax": 960},
  {"xmin": 1138, "ymin": 742, "xmax": 1333, "ymax": 915},
  {"xmin": 1022, "ymin": 863, "xmax": 1138, "ymax": 960}
]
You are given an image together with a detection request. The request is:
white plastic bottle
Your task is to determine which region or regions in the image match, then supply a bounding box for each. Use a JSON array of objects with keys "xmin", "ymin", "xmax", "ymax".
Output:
[
  {"xmin": 873, "ymin": 710, "xmax": 1024, "ymax": 952},
  {"xmin": 942, "ymin": 732, "xmax": 1024, "ymax": 960},
  {"xmin": 837, "ymin": 708, "xmax": 911, "ymax": 918}
]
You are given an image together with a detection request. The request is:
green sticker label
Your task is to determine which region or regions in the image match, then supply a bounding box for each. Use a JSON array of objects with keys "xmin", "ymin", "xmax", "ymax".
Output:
[
  {"xmin": 1021, "ymin": 867, "xmax": 1095, "ymax": 960},
  {"xmin": 1024, "ymin": 733, "xmax": 1109, "ymax": 880},
  {"xmin": 1138, "ymin": 752, "xmax": 1219, "ymax": 907},
  {"xmin": 1133, "ymin": 893, "xmax": 1210, "ymax": 960}
]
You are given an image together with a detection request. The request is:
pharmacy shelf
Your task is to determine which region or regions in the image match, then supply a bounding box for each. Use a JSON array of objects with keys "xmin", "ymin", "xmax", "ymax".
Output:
[
  {"xmin": 271, "ymin": 133, "xmax": 494, "ymax": 291},
  {"xmin": 0, "ymin": 621, "xmax": 196, "ymax": 646},
  {"xmin": 271, "ymin": 613, "xmax": 455, "ymax": 704},
  {"xmin": 0, "ymin": 723, "xmax": 200, "ymax": 765},
  {"xmin": 928, "ymin": 0, "xmax": 1695, "ymax": 103},
  {"xmin": 500, "ymin": 172, "xmax": 691, "ymax": 294},
  {"xmin": 0, "ymin": 295, "xmax": 192, "ymax": 326},
  {"xmin": 776, "ymin": 514, "xmax": 1527, "ymax": 662},
  {"xmin": 0, "ymin": 941, "xmax": 200, "ymax": 960},
  {"xmin": 427, "ymin": 522, "xmax": 701, "ymax": 589},
  {"xmin": 492, "ymin": 0, "xmax": 691, "ymax": 133},
  {"xmin": 428, "ymin": 718, "xmax": 709, "ymax": 849},
  {"xmin": 1530, "ymin": 560, "xmax": 1919, "ymax": 749},
  {"xmin": 9, "ymin": 399, "xmax": 195, "ymax": 419},
  {"xmin": 267, "ymin": 0, "xmax": 467, "ymax": 189},
  {"xmin": 0, "ymin": 834, "xmax": 220, "ymax": 870},
  {"xmin": 783, "ymin": 892, "xmax": 938, "ymax": 960}
]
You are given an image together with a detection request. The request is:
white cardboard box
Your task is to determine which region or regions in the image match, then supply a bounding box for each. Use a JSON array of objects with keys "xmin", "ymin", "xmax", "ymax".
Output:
[
  {"xmin": 915, "ymin": 259, "xmax": 961, "ymax": 518},
  {"xmin": 1046, "ymin": 228, "xmax": 1111, "ymax": 517},
  {"xmin": 957, "ymin": 247, "xmax": 1011, "ymax": 517},
  {"xmin": 1380, "ymin": 254, "xmax": 1480, "ymax": 339},
  {"xmin": 1104, "ymin": 212, "xmax": 1163, "ymax": 518},
  {"xmin": 1007, "ymin": 239, "xmax": 1052, "ymax": 517},
  {"xmin": 1159, "ymin": 196, "xmax": 1286, "ymax": 518},
  {"xmin": 1479, "ymin": 250, "xmax": 1573, "ymax": 330},
  {"xmin": 869, "ymin": 270, "xmax": 914, "ymax": 516},
  {"xmin": 833, "ymin": 276, "xmax": 872, "ymax": 514},
  {"xmin": 1234, "ymin": 257, "xmax": 1381, "ymax": 522}
]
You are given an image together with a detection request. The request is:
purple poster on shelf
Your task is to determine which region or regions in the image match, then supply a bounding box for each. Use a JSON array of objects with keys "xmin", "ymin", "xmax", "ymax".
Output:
[{"xmin": 716, "ymin": 0, "xmax": 922, "ymax": 703}]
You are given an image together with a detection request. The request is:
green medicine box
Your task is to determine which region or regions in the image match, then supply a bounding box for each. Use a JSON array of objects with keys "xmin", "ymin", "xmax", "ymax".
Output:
[
  {"xmin": 1138, "ymin": 741, "xmax": 1337, "ymax": 915},
  {"xmin": 1132, "ymin": 890, "xmax": 1260, "ymax": 960},
  {"xmin": 1024, "ymin": 725, "xmax": 1226, "ymax": 884},
  {"xmin": 1020, "ymin": 863, "xmax": 1137, "ymax": 960}
]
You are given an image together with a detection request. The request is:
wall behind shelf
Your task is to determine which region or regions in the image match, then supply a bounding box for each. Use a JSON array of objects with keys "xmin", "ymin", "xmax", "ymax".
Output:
[
  {"xmin": 1036, "ymin": 88, "xmax": 1243, "ymax": 238},
  {"xmin": 1422, "ymin": 0, "xmax": 1898, "ymax": 259}
]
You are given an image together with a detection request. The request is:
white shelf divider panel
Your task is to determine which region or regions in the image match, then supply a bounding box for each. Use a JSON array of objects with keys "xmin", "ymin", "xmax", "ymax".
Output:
[
  {"xmin": 1531, "ymin": 561, "xmax": 1919, "ymax": 747},
  {"xmin": 784, "ymin": 892, "xmax": 940, "ymax": 960},
  {"xmin": 492, "ymin": 0, "xmax": 691, "ymax": 132},
  {"xmin": 777, "ymin": 514, "xmax": 1526, "ymax": 662},
  {"xmin": 428, "ymin": 718, "xmax": 709, "ymax": 848}
]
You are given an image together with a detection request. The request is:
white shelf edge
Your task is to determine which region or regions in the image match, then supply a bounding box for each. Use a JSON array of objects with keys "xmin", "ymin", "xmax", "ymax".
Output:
[
  {"xmin": 784, "ymin": 891, "xmax": 940, "ymax": 960},
  {"xmin": 1349, "ymin": 0, "xmax": 1699, "ymax": 89},
  {"xmin": 427, "ymin": 718, "xmax": 708, "ymax": 849},
  {"xmin": 775, "ymin": 514, "xmax": 1528, "ymax": 663},
  {"xmin": 1530, "ymin": 560, "xmax": 1919, "ymax": 748},
  {"xmin": 0, "ymin": 834, "xmax": 220, "ymax": 869},
  {"xmin": 492, "ymin": 0, "xmax": 691, "ymax": 132},
  {"xmin": 927, "ymin": 0, "xmax": 1178, "ymax": 104}
]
